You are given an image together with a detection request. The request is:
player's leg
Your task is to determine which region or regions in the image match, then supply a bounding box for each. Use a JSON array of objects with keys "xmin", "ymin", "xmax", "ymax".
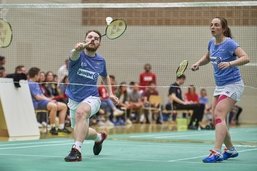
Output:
[
  {"xmin": 86, "ymin": 127, "xmax": 107, "ymax": 155},
  {"xmin": 46, "ymin": 101, "xmax": 58, "ymax": 135},
  {"xmin": 73, "ymin": 102, "xmax": 91, "ymax": 147},
  {"xmin": 202, "ymin": 95, "xmax": 235, "ymax": 163},
  {"xmin": 65, "ymin": 96, "xmax": 106, "ymax": 162},
  {"xmin": 64, "ymin": 102, "xmax": 91, "ymax": 162},
  {"xmin": 213, "ymin": 95, "xmax": 235, "ymax": 150},
  {"xmin": 83, "ymin": 97, "xmax": 107, "ymax": 155},
  {"xmin": 56, "ymin": 102, "xmax": 70, "ymax": 133}
]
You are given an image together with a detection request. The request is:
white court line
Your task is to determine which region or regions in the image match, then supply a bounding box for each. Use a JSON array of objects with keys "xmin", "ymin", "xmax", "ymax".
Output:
[
  {"xmin": 129, "ymin": 131, "xmax": 214, "ymax": 138},
  {"xmin": 0, "ymin": 141, "xmax": 91, "ymax": 150},
  {"xmin": 0, "ymin": 147, "xmax": 256, "ymax": 164},
  {"xmin": 154, "ymin": 132, "xmax": 213, "ymax": 139},
  {"xmin": 168, "ymin": 148, "xmax": 257, "ymax": 162},
  {"xmin": 0, "ymin": 152, "xmax": 169, "ymax": 163},
  {"xmin": 0, "ymin": 142, "xmax": 73, "ymax": 150},
  {"xmin": 0, "ymin": 139, "xmax": 74, "ymax": 147}
]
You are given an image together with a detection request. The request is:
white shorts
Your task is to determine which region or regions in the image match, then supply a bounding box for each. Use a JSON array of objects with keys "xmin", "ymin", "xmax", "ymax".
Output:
[
  {"xmin": 68, "ymin": 96, "xmax": 101, "ymax": 128},
  {"xmin": 213, "ymin": 80, "xmax": 244, "ymax": 102}
]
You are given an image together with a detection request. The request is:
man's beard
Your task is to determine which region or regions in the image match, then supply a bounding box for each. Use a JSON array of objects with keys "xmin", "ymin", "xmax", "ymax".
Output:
[{"xmin": 85, "ymin": 44, "xmax": 98, "ymax": 52}]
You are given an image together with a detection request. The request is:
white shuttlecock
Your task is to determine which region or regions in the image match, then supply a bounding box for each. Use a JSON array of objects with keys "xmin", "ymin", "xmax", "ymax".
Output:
[{"xmin": 106, "ymin": 17, "xmax": 113, "ymax": 25}]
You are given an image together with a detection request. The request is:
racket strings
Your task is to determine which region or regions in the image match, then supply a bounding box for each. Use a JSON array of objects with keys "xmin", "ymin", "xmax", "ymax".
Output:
[{"xmin": 106, "ymin": 19, "xmax": 127, "ymax": 39}]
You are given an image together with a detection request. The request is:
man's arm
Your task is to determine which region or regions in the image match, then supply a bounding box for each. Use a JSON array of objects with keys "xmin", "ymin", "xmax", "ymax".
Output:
[
  {"xmin": 34, "ymin": 94, "xmax": 51, "ymax": 101},
  {"xmin": 101, "ymin": 76, "xmax": 119, "ymax": 105},
  {"xmin": 70, "ymin": 42, "xmax": 90, "ymax": 61},
  {"xmin": 101, "ymin": 75, "xmax": 113, "ymax": 96},
  {"xmin": 169, "ymin": 93, "xmax": 185, "ymax": 105}
]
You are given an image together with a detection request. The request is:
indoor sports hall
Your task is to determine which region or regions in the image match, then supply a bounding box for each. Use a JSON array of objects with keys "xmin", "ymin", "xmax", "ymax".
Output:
[{"xmin": 0, "ymin": 0, "xmax": 256, "ymax": 171}]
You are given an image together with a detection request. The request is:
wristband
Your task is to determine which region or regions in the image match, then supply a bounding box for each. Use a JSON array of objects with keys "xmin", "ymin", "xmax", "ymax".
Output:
[{"xmin": 228, "ymin": 62, "xmax": 231, "ymax": 67}]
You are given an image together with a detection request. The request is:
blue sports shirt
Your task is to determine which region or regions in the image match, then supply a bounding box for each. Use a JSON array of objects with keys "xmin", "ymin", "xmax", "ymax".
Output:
[
  {"xmin": 66, "ymin": 51, "xmax": 107, "ymax": 102},
  {"xmin": 28, "ymin": 80, "xmax": 45, "ymax": 106},
  {"xmin": 208, "ymin": 37, "xmax": 241, "ymax": 86}
]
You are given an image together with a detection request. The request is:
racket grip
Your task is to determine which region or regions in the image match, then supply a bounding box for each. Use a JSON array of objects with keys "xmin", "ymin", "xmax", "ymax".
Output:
[
  {"xmin": 71, "ymin": 42, "xmax": 88, "ymax": 53},
  {"xmin": 71, "ymin": 49, "xmax": 76, "ymax": 53}
]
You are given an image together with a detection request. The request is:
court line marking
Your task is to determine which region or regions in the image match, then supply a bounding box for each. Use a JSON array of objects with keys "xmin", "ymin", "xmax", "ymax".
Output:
[
  {"xmin": 0, "ymin": 141, "xmax": 90, "ymax": 150},
  {"xmin": 129, "ymin": 131, "xmax": 213, "ymax": 138},
  {"xmin": 0, "ymin": 148, "xmax": 256, "ymax": 164},
  {"xmin": 0, "ymin": 142, "xmax": 73, "ymax": 150},
  {"xmin": 0, "ymin": 139, "xmax": 74, "ymax": 147},
  {"xmin": 154, "ymin": 132, "xmax": 213, "ymax": 138},
  {"xmin": 0, "ymin": 140, "xmax": 211, "ymax": 150},
  {"xmin": 167, "ymin": 148, "xmax": 257, "ymax": 162}
]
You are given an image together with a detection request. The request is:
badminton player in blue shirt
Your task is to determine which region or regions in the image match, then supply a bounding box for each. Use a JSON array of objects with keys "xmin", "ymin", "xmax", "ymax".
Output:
[
  {"xmin": 191, "ymin": 17, "xmax": 250, "ymax": 163},
  {"xmin": 64, "ymin": 30, "xmax": 119, "ymax": 162}
]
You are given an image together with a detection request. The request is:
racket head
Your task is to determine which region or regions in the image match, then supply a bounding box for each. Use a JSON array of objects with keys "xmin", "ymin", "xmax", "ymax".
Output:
[
  {"xmin": 104, "ymin": 19, "xmax": 127, "ymax": 40},
  {"xmin": 0, "ymin": 18, "xmax": 13, "ymax": 48},
  {"xmin": 176, "ymin": 60, "xmax": 189, "ymax": 77}
]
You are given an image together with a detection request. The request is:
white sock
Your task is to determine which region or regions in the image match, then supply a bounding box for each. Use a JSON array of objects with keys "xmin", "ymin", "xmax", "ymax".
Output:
[
  {"xmin": 228, "ymin": 146, "xmax": 236, "ymax": 151},
  {"xmin": 59, "ymin": 124, "xmax": 64, "ymax": 129},
  {"xmin": 73, "ymin": 141, "xmax": 82, "ymax": 152},
  {"xmin": 95, "ymin": 133, "xmax": 102, "ymax": 142}
]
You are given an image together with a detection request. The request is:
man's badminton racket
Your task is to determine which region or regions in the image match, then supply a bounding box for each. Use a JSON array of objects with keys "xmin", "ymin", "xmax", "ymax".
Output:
[
  {"xmin": 71, "ymin": 18, "xmax": 127, "ymax": 53},
  {"xmin": 0, "ymin": 18, "xmax": 13, "ymax": 48},
  {"xmin": 102, "ymin": 18, "xmax": 127, "ymax": 40},
  {"xmin": 176, "ymin": 60, "xmax": 189, "ymax": 77}
]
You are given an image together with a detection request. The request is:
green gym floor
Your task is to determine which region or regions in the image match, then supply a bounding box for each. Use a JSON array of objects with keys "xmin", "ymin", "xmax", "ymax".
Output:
[{"xmin": 0, "ymin": 124, "xmax": 257, "ymax": 171}]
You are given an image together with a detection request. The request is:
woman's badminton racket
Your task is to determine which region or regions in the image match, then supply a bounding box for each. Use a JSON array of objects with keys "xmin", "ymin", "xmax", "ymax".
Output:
[
  {"xmin": 0, "ymin": 18, "xmax": 13, "ymax": 48},
  {"xmin": 176, "ymin": 60, "xmax": 189, "ymax": 77}
]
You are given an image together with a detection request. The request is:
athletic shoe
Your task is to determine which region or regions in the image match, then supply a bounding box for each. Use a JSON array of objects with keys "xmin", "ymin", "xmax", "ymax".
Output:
[
  {"xmin": 126, "ymin": 119, "xmax": 132, "ymax": 125},
  {"xmin": 223, "ymin": 148, "xmax": 239, "ymax": 160},
  {"xmin": 58, "ymin": 127, "xmax": 72, "ymax": 134},
  {"xmin": 113, "ymin": 109, "xmax": 124, "ymax": 116},
  {"xmin": 49, "ymin": 127, "xmax": 58, "ymax": 135},
  {"xmin": 93, "ymin": 132, "xmax": 107, "ymax": 155},
  {"xmin": 202, "ymin": 150, "xmax": 223, "ymax": 163},
  {"xmin": 64, "ymin": 147, "xmax": 82, "ymax": 162}
]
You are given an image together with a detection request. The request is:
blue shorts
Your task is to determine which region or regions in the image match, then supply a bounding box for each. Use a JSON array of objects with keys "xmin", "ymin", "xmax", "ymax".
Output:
[{"xmin": 33, "ymin": 100, "xmax": 49, "ymax": 110}]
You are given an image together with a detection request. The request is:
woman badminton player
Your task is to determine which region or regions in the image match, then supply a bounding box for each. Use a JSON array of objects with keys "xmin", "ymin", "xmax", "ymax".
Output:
[{"xmin": 191, "ymin": 17, "xmax": 250, "ymax": 163}]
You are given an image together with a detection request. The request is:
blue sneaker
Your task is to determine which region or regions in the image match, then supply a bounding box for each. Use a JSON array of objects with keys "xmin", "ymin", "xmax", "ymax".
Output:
[
  {"xmin": 223, "ymin": 148, "xmax": 239, "ymax": 160},
  {"xmin": 202, "ymin": 150, "xmax": 223, "ymax": 163}
]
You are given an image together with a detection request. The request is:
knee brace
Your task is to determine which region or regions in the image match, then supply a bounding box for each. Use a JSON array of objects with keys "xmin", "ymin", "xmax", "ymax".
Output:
[
  {"xmin": 215, "ymin": 117, "xmax": 222, "ymax": 126},
  {"xmin": 214, "ymin": 117, "xmax": 226, "ymax": 125},
  {"xmin": 217, "ymin": 95, "xmax": 228, "ymax": 105}
]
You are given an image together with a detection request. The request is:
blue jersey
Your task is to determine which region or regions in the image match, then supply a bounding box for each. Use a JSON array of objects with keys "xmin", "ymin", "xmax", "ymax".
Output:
[
  {"xmin": 208, "ymin": 37, "xmax": 241, "ymax": 86},
  {"xmin": 28, "ymin": 80, "xmax": 44, "ymax": 103},
  {"xmin": 66, "ymin": 52, "xmax": 107, "ymax": 102}
]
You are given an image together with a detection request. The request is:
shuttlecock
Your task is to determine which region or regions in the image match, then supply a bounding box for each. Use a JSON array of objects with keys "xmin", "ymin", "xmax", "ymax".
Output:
[{"xmin": 106, "ymin": 17, "xmax": 113, "ymax": 25}]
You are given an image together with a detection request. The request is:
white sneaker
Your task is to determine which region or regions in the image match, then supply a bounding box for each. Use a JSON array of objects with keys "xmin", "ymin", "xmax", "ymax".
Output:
[
  {"xmin": 37, "ymin": 122, "xmax": 42, "ymax": 128},
  {"xmin": 126, "ymin": 119, "xmax": 132, "ymax": 125},
  {"xmin": 113, "ymin": 109, "xmax": 124, "ymax": 116},
  {"xmin": 106, "ymin": 120, "xmax": 115, "ymax": 127}
]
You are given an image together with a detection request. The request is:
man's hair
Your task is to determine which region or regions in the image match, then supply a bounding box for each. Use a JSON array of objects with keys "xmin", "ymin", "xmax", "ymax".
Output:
[
  {"xmin": 0, "ymin": 55, "xmax": 5, "ymax": 61},
  {"xmin": 15, "ymin": 65, "xmax": 25, "ymax": 74},
  {"xmin": 0, "ymin": 66, "xmax": 5, "ymax": 71},
  {"xmin": 176, "ymin": 74, "xmax": 186, "ymax": 80},
  {"xmin": 28, "ymin": 67, "xmax": 40, "ymax": 78},
  {"xmin": 144, "ymin": 63, "xmax": 152, "ymax": 70},
  {"xmin": 85, "ymin": 30, "xmax": 102, "ymax": 41},
  {"xmin": 109, "ymin": 74, "xmax": 115, "ymax": 80}
]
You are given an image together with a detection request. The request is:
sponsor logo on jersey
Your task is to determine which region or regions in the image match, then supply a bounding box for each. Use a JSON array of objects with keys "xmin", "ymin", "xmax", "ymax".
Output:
[{"xmin": 77, "ymin": 68, "xmax": 98, "ymax": 80}]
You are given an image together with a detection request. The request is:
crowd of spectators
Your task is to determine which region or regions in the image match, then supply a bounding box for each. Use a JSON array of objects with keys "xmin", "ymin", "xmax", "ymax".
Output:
[{"xmin": 0, "ymin": 55, "xmax": 243, "ymax": 133}]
